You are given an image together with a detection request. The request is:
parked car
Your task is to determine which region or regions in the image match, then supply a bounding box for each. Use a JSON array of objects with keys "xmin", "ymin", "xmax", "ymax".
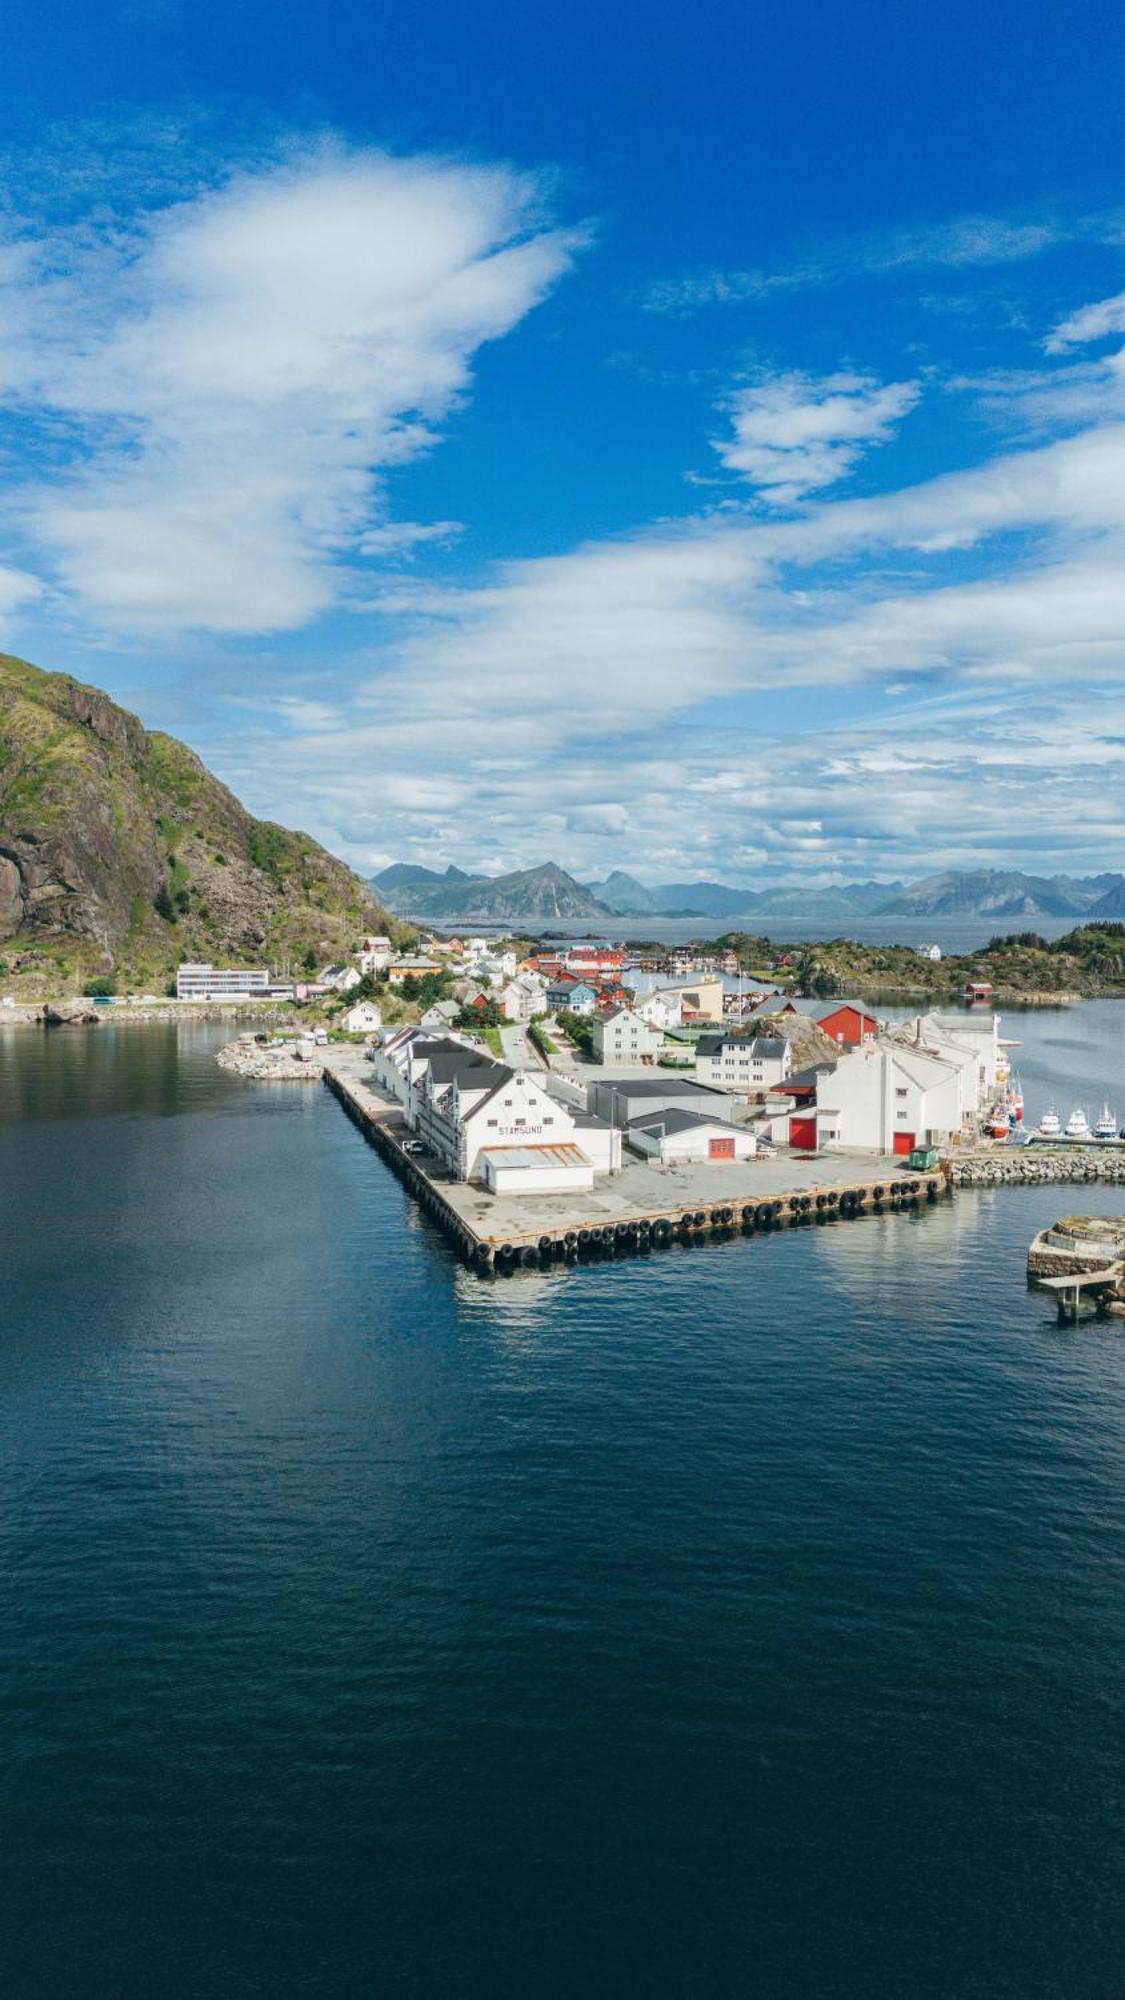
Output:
[{"xmin": 402, "ymin": 1138, "xmax": 424, "ymax": 1155}]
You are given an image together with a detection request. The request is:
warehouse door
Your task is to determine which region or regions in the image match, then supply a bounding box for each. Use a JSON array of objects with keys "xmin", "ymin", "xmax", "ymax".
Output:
[
  {"xmin": 789, "ymin": 1116, "xmax": 817, "ymax": 1151},
  {"xmin": 893, "ymin": 1130, "xmax": 915, "ymax": 1155},
  {"xmin": 708, "ymin": 1135, "xmax": 735, "ymax": 1160}
]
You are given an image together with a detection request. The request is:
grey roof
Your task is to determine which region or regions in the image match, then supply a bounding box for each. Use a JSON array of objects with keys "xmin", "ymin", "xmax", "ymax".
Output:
[
  {"xmin": 628, "ymin": 1108, "xmax": 735, "ymax": 1137},
  {"xmin": 787, "ymin": 1061, "xmax": 837, "ymax": 1088},
  {"xmin": 424, "ymin": 1051, "xmax": 506, "ymax": 1089},
  {"xmin": 598, "ymin": 1076, "xmax": 730, "ymax": 1100},
  {"xmin": 697, "ymin": 1034, "xmax": 787, "ymax": 1058}
]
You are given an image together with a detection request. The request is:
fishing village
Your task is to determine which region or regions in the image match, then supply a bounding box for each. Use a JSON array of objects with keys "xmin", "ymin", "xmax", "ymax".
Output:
[{"xmin": 172, "ymin": 928, "xmax": 1125, "ymax": 1283}]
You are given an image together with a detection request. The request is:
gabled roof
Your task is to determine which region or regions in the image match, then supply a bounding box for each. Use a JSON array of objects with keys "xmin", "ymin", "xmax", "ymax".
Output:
[
  {"xmin": 424, "ymin": 1050, "xmax": 504, "ymax": 1090},
  {"xmin": 697, "ymin": 1033, "xmax": 787, "ymax": 1058},
  {"xmin": 628, "ymin": 1107, "xmax": 736, "ymax": 1136}
]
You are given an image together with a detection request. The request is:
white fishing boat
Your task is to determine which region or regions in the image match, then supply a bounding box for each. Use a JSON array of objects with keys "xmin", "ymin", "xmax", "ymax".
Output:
[
  {"xmin": 1034, "ymin": 1107, "xmax": 1062, "ymax": 1139},
  {"xmin": 1093, "ymin": 1103, "xmax": 1119, "ymax": 1141},
  {"xmin": 1064, "ymin": 1107, "xmax": 1091, "ymax": 1140}
]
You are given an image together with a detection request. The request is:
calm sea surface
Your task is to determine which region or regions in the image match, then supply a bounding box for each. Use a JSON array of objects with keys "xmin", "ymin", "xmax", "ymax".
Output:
[{"xmin": 3, "ymin": 1011, "xmax": 1125, "ymax": 1997}]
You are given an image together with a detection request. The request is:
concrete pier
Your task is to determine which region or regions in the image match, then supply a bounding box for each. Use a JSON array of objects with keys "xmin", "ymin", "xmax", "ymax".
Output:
[{"xmin": 321, "ymin": 1047, "xmax": 948, "ymax": 1275}]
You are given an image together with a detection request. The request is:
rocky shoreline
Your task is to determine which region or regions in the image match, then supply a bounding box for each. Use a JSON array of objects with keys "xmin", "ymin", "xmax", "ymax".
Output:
[
  {"xmin": 952, "ymin": 1147, "xmax": 1125, "ymax": 1188},
  {"xmin": 1, "ymin": 1000, "xmax": 299, "ymax": 1027},
  {"xmin": 216, "ymin": 1036, "xmax": 323, "ymax": 1081}
]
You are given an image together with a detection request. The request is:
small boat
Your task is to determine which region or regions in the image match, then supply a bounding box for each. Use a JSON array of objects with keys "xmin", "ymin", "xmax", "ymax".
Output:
[
  {"xmin": 1093, "ymin": 1103, "xmax": 1118, "ymax": 1141},
  {"xmin": 1065, "ymin": 1107, "xmax": 1091, "ymax": 1140},
  {"xmin": 1036, "ymin": 1107, "xmax": 1062, "ymax": 1139},
  {"xmin": 1010, "ymin": 1076, "xmax": 1024, "ymax": 1122},
  {"xmin": 987, "ymin": 1105, "xmax": 1012, "ymax": 1139}
]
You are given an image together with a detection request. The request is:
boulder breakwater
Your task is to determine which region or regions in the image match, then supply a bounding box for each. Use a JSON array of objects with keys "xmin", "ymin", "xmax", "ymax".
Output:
[{"xmin": 952, "ymin": 1147, "xmax": 1125, "ymax": 1189}]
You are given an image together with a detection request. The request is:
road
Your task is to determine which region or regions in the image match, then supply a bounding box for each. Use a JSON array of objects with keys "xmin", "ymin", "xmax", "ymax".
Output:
[{"xmin": 500, "ymin": 1022, "xmax": 546, "ymax": 1070}]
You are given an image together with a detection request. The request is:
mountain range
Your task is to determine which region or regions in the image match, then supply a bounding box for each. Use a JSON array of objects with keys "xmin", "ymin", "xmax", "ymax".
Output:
[
  {"xmin": 372, "ymin": 859, "xmax": 1125, "ymax": 925},
  {"xmin": 0, "ymin": 654, "xmax": 389, "ymax": 980}
]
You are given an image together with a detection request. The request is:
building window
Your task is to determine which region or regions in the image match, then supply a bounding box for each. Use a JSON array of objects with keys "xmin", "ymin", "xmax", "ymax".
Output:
[{"xmin": 487, "ymin": 1118, "xmax": 498, "ymax": 1127}]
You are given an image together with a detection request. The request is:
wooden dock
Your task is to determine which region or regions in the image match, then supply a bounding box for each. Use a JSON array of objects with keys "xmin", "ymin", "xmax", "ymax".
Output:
[{"xmin": 323, "ymin": 1060, "xmax": 949, "ymax": 1276}]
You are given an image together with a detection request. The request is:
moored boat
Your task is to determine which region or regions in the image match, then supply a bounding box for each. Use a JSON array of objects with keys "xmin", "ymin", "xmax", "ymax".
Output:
[
  {"xmin": 1064, "ymin": 1107, "xmax": 1091, "ymax": 1140},
  {"xmin": 1093, "ymin": 1103, "xmax": 1119, "ymax": 1141},
  {"xmin": 1035, "ymin": 1107, "xmax": 1062, "ymax": 1139}
]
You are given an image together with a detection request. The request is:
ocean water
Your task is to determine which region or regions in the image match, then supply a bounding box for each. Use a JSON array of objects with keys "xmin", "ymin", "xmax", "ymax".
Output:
[
  {"xmin": 2, "ymin": 1012, "xmax": 1125, "ymax": 1998},
  {"xmin": 451, "ymin": 914, "xmax": 1088, "ymax": 953}
]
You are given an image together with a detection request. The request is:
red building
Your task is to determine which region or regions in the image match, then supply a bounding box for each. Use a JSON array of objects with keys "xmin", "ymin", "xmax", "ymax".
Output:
[{"xmin": 816, "ymin": 1002, "xmax": 879, "ymax": 1048}]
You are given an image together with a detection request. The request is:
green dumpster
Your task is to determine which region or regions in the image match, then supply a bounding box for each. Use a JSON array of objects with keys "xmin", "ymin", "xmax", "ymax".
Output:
[{"xmin": 909, "ymin": 1145, "xmax": 939, "ymax": 1171}]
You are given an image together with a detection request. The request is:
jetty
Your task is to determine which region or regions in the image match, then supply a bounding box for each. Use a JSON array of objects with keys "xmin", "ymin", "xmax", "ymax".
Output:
[
  {"xmin": 1027, "ymin": 1214, "xmax": 1125, "ymax": 1323},
  {"xmin": 321, "ymin": 1047, "xmax": 947, "ymax": 1274}
]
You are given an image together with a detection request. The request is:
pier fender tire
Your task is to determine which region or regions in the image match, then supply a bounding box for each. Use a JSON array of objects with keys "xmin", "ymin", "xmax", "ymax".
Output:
[
  {"xmin": 519, "ymin": 1246, "xmax": 538, "ymax": 1268},
  {"xmin": 538, "ymin": 1236, "xmax": 554, "ymax": 1256},
  {"xmin": 872, "ymin": 1186, "xmax": 884, "ymax": 1201},
  {"xmin": 474, "ymin": 1244, "xmax": 492, "ymax": 1267},
  {"xmin": 565, "ymin": 1232, "xmax": 579, "ymax": 1248},
  {"xmin": 497, "ymin": 1243, "xmax": 515, "ymax": 1262}
]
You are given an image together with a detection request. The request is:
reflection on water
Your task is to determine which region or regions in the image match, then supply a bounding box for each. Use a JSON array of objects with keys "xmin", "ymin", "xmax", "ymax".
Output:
[{"xmin": 2, "ymin": 1009, "xmax": 1125, "ymax": 1998}]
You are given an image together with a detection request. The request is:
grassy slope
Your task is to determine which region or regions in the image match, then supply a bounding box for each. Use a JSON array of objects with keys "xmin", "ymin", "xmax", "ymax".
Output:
[{"xmin": 0, "ymin": 655, "xmax": 394, "ymax": 991}]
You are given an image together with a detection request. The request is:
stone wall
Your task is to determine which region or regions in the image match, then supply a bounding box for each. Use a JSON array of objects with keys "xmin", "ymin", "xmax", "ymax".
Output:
[{"xmin": 953, "ymin": 1148, "xmax": 1125, "ymax": 1189}]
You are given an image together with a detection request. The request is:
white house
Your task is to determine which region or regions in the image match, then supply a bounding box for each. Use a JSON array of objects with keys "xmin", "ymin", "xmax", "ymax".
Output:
[
  {"xmin": 592, "ymin": 1007, "xmax": 665, "ymax": 1064},
  {"xmin": 420, "ymin": 998, "xmax": 461, "ymax": 1032},
  {"xmin": 501, "ymin": 974, "xmax": 546, "ymax": 1023},
  {"xmin": 636, "ymin": 990, "xmax": 682, "ymax": 1030},
  {"xmin": 694, "ymin": 1034, "xmax": 792, "ymax": 1094},
  {"xmin": 627, "ymin": 1110, "xmax": 756, "ymax": 1165},
  {"xmin": 650, "ymin": 974, "xmax": 725, "ymax": 1023},
  {"xmin": 319, "ymin": 963, "xmax": 362, "ymax": 993},
  {"xmin": 341, "ymin": 1000, "xmax": 383, "ymax": 1035},
  {"xmin": 814, "ymin": 1040, "xmax": 964, "ymax": 1155}
]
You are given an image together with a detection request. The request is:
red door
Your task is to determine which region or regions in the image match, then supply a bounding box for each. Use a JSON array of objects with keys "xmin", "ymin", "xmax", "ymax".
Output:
[
  {"xmin": 708, "ymin": 1135, "xmax": 735, "ymax": 1160},
  {"xmin": 893, "ymin": 1130, "xmax": 915, "ymax": 1155},
  {"xmin": 789, "ymin": 1116, "xmax": 817, "ymax": 1151}
]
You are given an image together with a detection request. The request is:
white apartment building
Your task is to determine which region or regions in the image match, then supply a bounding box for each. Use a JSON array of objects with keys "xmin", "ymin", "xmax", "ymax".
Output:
[
  {"xmin": 176, "ymin": 963, "xmax": 269, "ymax": 999},
  {"xmin": 694, "ymin": 1033, "xmax": 792, "ymax": 1095},
  {"xmin": 592, "ymin": 1007, "xmax": 666, "ymax": 1064}
]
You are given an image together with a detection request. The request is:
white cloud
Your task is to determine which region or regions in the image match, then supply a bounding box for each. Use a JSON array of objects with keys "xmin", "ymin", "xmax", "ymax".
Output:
[
  {"xmin": 0, "ymin": 145, "xmax": 581, "ymax": 633},
  {"xmin": 641, "ymin": 209, "xmax": 1107, "ymax": 315},
  {"xmin": 191, "ymin": 337, "xmax": 1125, "ymax": 883},
  {"xmin": 714, "ymin": 371, "xmax": 920, "ymax": 504},
  {"xmin": 1046, "ymin": 290, "xmax": 1125, "ymax": 353},
  {"xmin": 357, "ymin": 519, "xmax": 463, "ymax": 556}
]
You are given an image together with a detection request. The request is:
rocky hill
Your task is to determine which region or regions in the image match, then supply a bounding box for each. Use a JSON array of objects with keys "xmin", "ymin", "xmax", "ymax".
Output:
[
  {"xmin": 0, "ymin": 655, "xmax": 390, "ymax": 989},
  {"xmin": 373, "ymin": 859, "xmax": 608, "ymax": 922}
]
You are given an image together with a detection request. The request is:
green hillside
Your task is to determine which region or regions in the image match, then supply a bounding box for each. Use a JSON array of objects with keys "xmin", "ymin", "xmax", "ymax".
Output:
[{"xmin": 0, "ymin": 655, "xmax": 391, "ymax": 993}]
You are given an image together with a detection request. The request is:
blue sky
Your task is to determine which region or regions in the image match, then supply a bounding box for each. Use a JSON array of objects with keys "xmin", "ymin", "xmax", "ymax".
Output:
[{"xmin": 1, "ymin": 0, "xmax": 1125, "ymax": 886}]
